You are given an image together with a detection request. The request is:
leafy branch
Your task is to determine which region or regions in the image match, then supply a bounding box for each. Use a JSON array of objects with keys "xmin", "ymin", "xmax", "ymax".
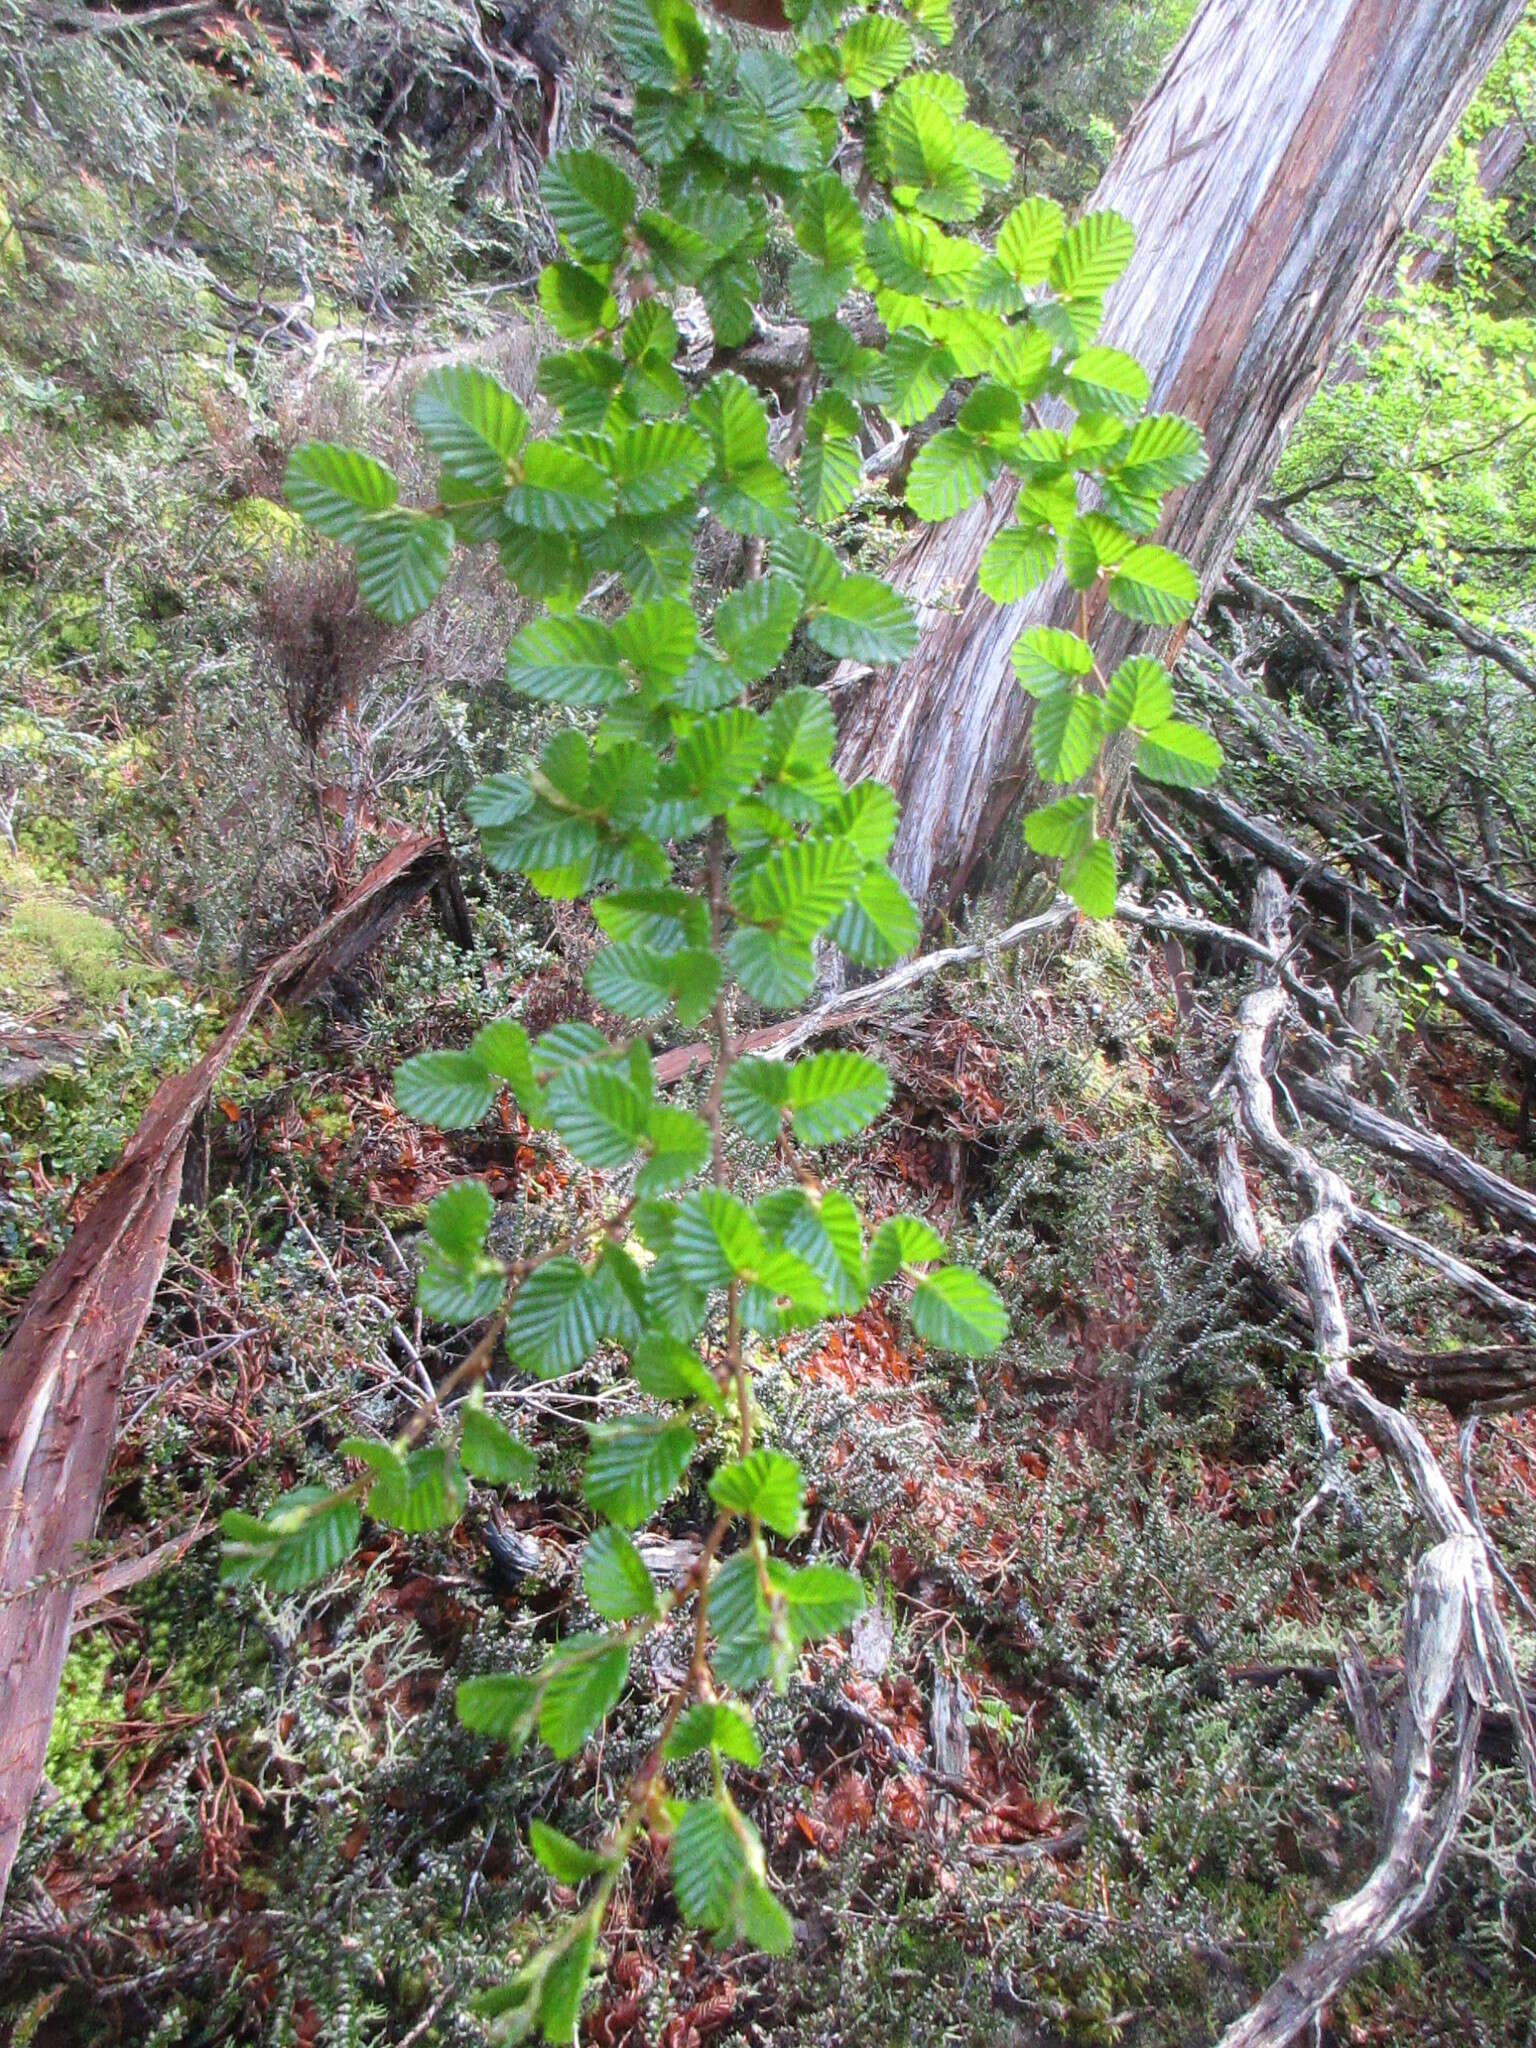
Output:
[{"xmin": 222, "ymin": 0, "xmax": 1219, "ymax": 2033}]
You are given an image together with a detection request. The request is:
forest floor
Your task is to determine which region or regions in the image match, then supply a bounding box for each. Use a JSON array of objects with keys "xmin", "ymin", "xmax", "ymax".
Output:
[{"xmin": 3, "ymin": 6, "xmax": 1536, "ymax": 2046}]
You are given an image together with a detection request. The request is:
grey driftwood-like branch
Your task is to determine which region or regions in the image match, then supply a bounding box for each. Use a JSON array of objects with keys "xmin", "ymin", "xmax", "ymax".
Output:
[{"xmin": 1207, "ymin": 868, "xmax": 1536, "ymax": 2048}]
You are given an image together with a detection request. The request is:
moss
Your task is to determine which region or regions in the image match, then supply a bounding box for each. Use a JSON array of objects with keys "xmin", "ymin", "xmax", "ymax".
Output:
[
  {"xmin": 0, "ymin": 850, "xmax": 156, "ymax": 1011},
  {"xmin": 230, "ymin": 494, "xmax": 303, "ymax": 554}
]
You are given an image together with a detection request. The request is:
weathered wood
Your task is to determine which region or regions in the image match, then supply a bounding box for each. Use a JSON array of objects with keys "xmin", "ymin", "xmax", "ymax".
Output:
[
  {"xmin": 1208, "ymin": 872, "xmax": 1536, "ymax": 2048},
  {"xmin": 833, "ymin": 0, "xmax": 1527, "ymax": 913},
  {"xmin": 1286, "ymin": 1073, "xmax": 1536, "ymax": 1237}
]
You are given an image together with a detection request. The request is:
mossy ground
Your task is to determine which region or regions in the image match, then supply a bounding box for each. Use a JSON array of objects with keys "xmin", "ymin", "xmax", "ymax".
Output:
[{"xmin": 0, "ymin": 852, "xmax": 159, "ymax": 1015}]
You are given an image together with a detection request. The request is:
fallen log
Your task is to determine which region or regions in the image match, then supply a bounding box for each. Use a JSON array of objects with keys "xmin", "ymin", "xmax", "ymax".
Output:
[{"xmin": 0, "ymin": 833, "xmax": 469, "ymax": 1910}]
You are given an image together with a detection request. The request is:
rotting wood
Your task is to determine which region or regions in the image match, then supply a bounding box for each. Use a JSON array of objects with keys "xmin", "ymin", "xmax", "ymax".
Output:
[
  {"xmin": 831, "ymin": 0, "xmax": 1527, "ymax": 915},
  {"xmin": 0, "ymin": 833, "xmax": 470, "ymax": 1911}
]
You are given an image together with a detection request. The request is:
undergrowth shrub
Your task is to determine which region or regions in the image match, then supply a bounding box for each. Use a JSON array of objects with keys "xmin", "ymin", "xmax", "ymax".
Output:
[{"xmin": 225, "ymin": 0, "xmax": 1222, "ymax": 2033}]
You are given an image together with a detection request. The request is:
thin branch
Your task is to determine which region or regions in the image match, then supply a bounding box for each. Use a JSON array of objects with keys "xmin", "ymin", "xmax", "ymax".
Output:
[{"xmin": 1257, "ymin": 505, "xmax": 1536, "ymax": 701}]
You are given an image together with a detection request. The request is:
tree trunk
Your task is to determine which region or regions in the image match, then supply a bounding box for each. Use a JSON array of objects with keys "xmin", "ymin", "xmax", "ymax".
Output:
[{"xmin": 833, "ymin": 0, "xmax": 1527, "ymax": 916}]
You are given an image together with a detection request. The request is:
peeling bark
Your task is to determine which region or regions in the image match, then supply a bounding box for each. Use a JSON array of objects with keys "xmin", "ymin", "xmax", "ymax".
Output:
[
  {"xmin": 0, "ymin": 835, "xmax": 469, "ymax": 1910},
  {"xmin": 833, "ymin": 0, "xmax": 1527, "ymax": 914}
]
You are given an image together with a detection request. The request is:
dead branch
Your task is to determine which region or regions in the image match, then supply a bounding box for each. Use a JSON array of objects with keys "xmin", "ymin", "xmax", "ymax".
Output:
[
  {"xmin": 1174, "ymin": 785, "xmax": 1536, "ymax": 1064},
  {"xmin": 1209, "ymin": 869, "xmax": 1536, "ymax": 2048},
  {"xmin": 1284, "ymin": 1072, "xmax": 1536, "ymax": 1235},
  {"xmin": 1258, "ymin": 504, "xmax": 1536, "ymax": 701}
]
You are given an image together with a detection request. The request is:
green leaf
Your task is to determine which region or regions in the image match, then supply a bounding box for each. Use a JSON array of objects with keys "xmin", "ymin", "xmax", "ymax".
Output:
[
  {"xmin": 537, "ymin": 260, "xmax": 618, "ymax": 339},
  {"xmin": 219, "ymin": 1487, "xmax": 361, "ymax": 1594},
  {"xmin": 1062, "ymin": 512, "xmax": 1136, "ymax": 588},
  {"xmin": 394, "ymin": 1049, "xmax": 497, "ymax": 1129},
  {"xmin": 1022, "ymin": 791, "xmax": 1094, "ymax": 859},
  {"xmin": 349, "ymin": 1442, "xmax": 465, "ymax": 1533},
  {"xmin": 506, "ymin": 440, "xmax": 616, "ymax": 534},
  {"xmin": 806, "ymin": 576, "xmax": 918, "ymax": 665},
  {"xmin": 539, "ymin": 1634, "xmax": 629, "ymax": 1758},
  {"xmin": 872, "ymin": 329, "xmax": 956, "ymax": 427},
  {"xmin": 709, "ymin": 1547, "xmax": 774, "ymax": 1688},
  {"xmin": 582, "ymin": 1525, "xmax": 660, "ymax": 1619},
  {"xmin": 727, "ymin": 925, "xmax": 815, "ymax": 1009},
  {"xmin": 529, "ymin": 1818, "xmax": 611, "ymax": 1886},
  {"xmin": 1048, "ymin": 209, "xmax": 1135, "ymax": 298},
  {"xmin": 460, "ymin": 1397, "xmax": 539, "ymax": 1490},
  {"xmin": 456, "ymin": 1672, "xmax": 538, "ymax": 1745},
  {"xmin": 419, "ymin": 1249, "xmax": 503, "ymax": 1326},
  {"xmin": 722, "ymin": 1056, "xmax": 790, "ymax": 1144},
  {"xmin": 671, "ymin": 1797, "xmax": 750, "ymax": 1935},
  {"xmin": 1113, "ymin": 412, "xmax": 1207, "ymax": 493},
  {"xmin": 827, "ymin": 865, "xmax": 920, "ymax": 966},
  {"xmin": 583, "ymin": 1419, "xmax": 696, "ymax": 1527},
  {"xmin": 674, "ymin": 1188, "xmax": 765, "ymax": 1289},
  {"xmin": 354, "ymin": 511, "xmax": 453, "ymax": 624},
  {"xmin": 789, "ymin": 176, "xmax": 862, "ymax": 317},
  {"xmin": 798, "ymin": 430, "xmax": 862, "ymax": 527},
  {"xmin": 1010, "ymin": 626, "xmax": 1094, "ymax": 696},
  {"xmin": 631, "ymin": 1330, "xmax": 724, "ymax": 1409},
  {"xmin": 673, "ymin": 707, "xmax": 769, "ymax": 810},
  {"xmin": 284, "ymin": 443, "xmax": 396, "ymax": 541},
  {"xmin": 785, "ymin": 1049, "xmax": 891, "ymax": 1145},
  {"xmin": 1103, "ymin": 655, "xmax": 1173, "ymax": 734},
  {"xmin": 824, "ymin": 781, "xmax": 898, "ymax": 863},
  {"xmin": 470, "ymin": 1020, "xmax": 540, "ymax": 1112},
  {"xmin": 978, "ymin": 525, "xmax": 1056, "ymax": 603},
  {"xmin": 1135, "ymin": 720, "xmax": 1223, "ymax": 788},
  {"xmin": 714, "ymin": 575, "xmax": 801, "ymax": 682},
  {"xmin": 538, "ymin": 1927, "xmax": 597, "ymax": 2044},
  {"xmin": 709, "ymin": 1449, "xmax": 805, "ymax": 1536},
  {"xmin": 427, "ymin": 1179, "xmax": 494, "ymax": 1261},
  {"xmin": 764, "ymin": 686, "xmax": 835, "ymax": 781},
  {"xmin": 637, "ymin": 1104, "xmax": 712, "ymax": 1195},
  {"xmin": 910, "ymin": 1265, "xmax": 1008, "ymax": 1355},
  {"xmin": 545, "ymin": 1062, "xmax": 652, "ymax": 1168},
  {"xmin": 733, "ymin": 836, "xmax": 864, "ymax": 943},
  {"xmin": 996, "ymin": 195, "xmax": 1064, "ymax": 285},
  {"xmin": 1031, "ymin": 688, "xmax": 1103, "ymax": 784},
  {"xmin": 507, "ymin": 615, "xmax": 626, "ymax": 706},
  {"xmin": 1062, "ymin": 345, "xmax": 1150, "ymax": 421},
  {"xmin": 840, "ymin": 12, "xmax": 914, "ymax": 93},
  {"xmin": 906, "ymin": 428, "xmax": 1000, "ymax": 521},
  {"xmin": 781, "ymin": 1560, "xmax": 864, "ymax": 1642},
  {"xmin": 612, "ymin": 0, "xmax": 708, "ymax": 91},
  {"xmin": 663, "ymin": 1702, "xmax": 761, "ymax": 1766},
  {"xmin": 1107, "ymin": 545, "xmax": 1200, "ymax": 626},
  {"xmin": 1060, "ymin": 834, "xmax": 1117, "ymax": 917},
  {"xmin": 412, "ymin": 366, "xmax": 528, "ymax": 490},
  {"xmin": 508, "ymin": 1257, "xmax": 606, "ymax": 1378},
  {"xmin": 542, "ymin": 149, "xmax": 637, "ymax": 263},
  {"xmin": 770, "ymin": 529, "xmax": 844, "ymax": 608},
  {"xmin": 586, "ymin": 943, "xmax": 721, "ymax": 1026},
  {"xmin": 609, "ymin": 419, "xmax": 712, "ymax": 516},
  {"xmin": 868, "ymin": 1213, "xmax": 947, "ymax": 1287}
]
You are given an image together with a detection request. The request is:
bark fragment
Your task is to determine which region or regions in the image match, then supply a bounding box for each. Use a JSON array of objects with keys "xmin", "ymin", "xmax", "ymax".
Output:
[{"xmin": 0, "ymin": 834, "xmax": 469, "ymax": 1908}]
